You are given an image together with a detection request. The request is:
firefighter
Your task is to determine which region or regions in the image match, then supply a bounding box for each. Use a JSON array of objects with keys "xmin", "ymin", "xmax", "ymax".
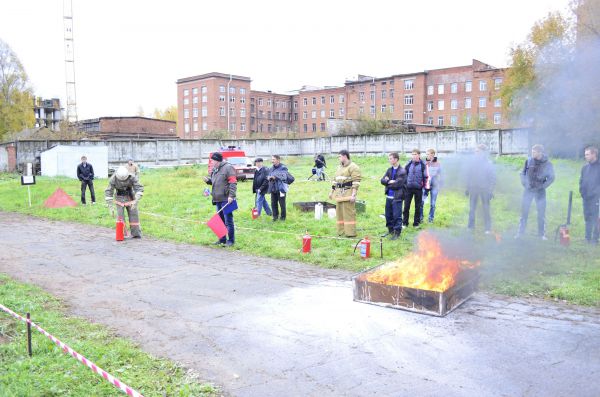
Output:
[
  {"xmin": 105, "ymin": 166, "xmax": 144, "ymax": 238},
  {"xmin": 329, "ymin": 150, "xmax": 361, "ymax": 237}
]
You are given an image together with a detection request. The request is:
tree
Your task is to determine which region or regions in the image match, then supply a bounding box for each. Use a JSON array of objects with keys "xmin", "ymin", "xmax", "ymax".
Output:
[
  {"xmin": 152, "ymin": 105, "xmax": 177, "ymax": 122},
  {"xmin": 0, "ymin": 38, "xmax": 35, "ymax": 139}
]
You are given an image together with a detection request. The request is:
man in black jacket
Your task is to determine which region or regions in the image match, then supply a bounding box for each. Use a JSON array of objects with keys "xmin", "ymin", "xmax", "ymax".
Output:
[
  {"xmin": 381, "ymin": 152, "xmax": 407, "ymax": 240},
  {"xmin": 580, "ymin": 146, "xmax": 600, "ymax": 244},
  {"xmin": 403, "ymin": 149, "xmax": 428, "ymax": 228},
  {"xmin": 267, "ymin": 155, "xmax": 293, "ymax": 221},
  {"xmin": 77, "ymin": 156, "xmax": 95, "ymax": 204},
  {"xmin": 516, "ymin": 144, "xmax": 555, "ymax": 240},
  {"xmin": 466, "ymin": 144, "xmax": 496, "ymax": 233},
  {"xmin": 252, "ymin": 158, "xmax": 272, "ymax": 217}
]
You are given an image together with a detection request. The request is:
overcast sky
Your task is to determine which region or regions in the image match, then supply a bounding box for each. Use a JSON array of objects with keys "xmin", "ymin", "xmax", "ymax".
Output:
[{"xmin": 0, "ymin": 0, "xmax": 572, "ymax": 120}]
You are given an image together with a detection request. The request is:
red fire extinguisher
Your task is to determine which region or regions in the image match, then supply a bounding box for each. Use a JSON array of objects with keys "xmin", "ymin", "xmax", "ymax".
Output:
[
  {"xmin": 354, "ymin": 237, "xmax": 371, "ymax": 259},
  {"xmin": 302, "ymin": 232, "xmax": 312, "ymax": 253},
  {"xmin": 251, "ymin": 207, "xmax": 259, "ymax": 220},
  {"xmin": 116, "ymin": 217, "xmax": 125, "ymax": 241}
]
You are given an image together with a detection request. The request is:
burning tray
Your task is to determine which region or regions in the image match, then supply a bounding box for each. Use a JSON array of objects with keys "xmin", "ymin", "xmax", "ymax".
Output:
[{"xmin": 352, "ymin": 265, "xmax": 479, "ymax": 316}]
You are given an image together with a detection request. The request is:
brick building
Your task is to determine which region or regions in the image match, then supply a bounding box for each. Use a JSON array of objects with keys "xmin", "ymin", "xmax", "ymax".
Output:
[
  {"xmin": 176, "ymin": 59, "xmax": 507, "ymax": 138},
  {"xmin": 77, "ymin": 116, "xmax": 176, "ymax": 139},
  {"xmin": 34, "ymin": 97, "xmax": 63, "ymax": 131}
]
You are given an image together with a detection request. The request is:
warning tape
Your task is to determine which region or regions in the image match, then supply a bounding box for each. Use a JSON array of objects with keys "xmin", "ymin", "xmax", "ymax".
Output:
[{"xmin": 0, "ymin": 303, "xmax": 144, "ymax": 397}]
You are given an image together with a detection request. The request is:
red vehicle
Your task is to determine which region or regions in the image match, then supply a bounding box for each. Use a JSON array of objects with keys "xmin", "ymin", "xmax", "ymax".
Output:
[{"xmin": 208, "ymin": 146, "xmax": 256, "ymax": 181}]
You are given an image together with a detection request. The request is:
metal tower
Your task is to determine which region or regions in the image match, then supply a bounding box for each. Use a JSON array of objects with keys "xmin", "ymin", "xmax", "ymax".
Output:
[{"xmin": 63, "ymin": 0, "xmax": 78, "ymax": 123}]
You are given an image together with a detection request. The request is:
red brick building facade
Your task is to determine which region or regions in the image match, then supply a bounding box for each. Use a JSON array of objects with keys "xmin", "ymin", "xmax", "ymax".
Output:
[{"xmin": 176, "ymin": 60, "xmax": 507, "ymax": 138}]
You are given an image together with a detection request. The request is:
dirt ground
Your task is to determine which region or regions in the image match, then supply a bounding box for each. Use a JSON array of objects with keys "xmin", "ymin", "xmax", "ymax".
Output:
[{"xmin": 1, "ymin": 212, "xmax": 599, "ymax": 397}]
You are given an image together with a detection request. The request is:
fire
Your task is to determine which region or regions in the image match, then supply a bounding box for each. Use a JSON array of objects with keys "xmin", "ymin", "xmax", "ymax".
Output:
[{"xmin": 363, "ymin": 232, "xmax": 479, "ymax": 292}]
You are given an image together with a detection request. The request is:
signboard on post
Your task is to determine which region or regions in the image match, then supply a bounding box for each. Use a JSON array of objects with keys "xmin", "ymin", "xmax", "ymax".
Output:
[{"xmin": 21, "ymin": 175, "xmax": 36, "ymax": 185}]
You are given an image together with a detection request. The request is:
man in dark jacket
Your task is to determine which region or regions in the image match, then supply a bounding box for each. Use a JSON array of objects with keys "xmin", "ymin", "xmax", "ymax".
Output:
[
  {"xmin": 516, "ymin": 144, "xmax": 555, "ymax": 240},
  {"xmin": 314, "ymin": 154, "xmax": 326, "ymax": 181},
  {"xmin": 267, "ymin": 154, "xmax": 293, "ymax": 221},
  {"xmin": 252, "ymin": 158, "xmax": 272, "ymax": 217},
  {"xmin": 204, "ymin": 152, "xmax": 237, "ymax": 246},
  {"xmin": 77, "ymin": 155, "xmax": 95, "ymax": 205},
  {"xmin": 580, "ymin": 146, "xmax": 600, "ymax": 244},
  {"xmin": 403, "ymin": 149, "xmax": 428, "ymax": 228},
  {"xmin": 466, "ymin": 144, "xmax": 496, "ymax": 233},
  {"xmin": 381, "ymin": 152, "xmax": 407, "ymax": 240}
]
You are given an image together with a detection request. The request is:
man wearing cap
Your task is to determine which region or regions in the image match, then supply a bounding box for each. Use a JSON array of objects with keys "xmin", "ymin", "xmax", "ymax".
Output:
[
  {"xmin": 126, "ymin": 159, "xmax": 140, "ymax": 178},
  {"xmin": 252, "ymin": 157, "xmax": 272, "ymax": 217},
  {"xmin": 204, "ymin": 152, "xmax": 237, "ymax": 246},
  {"xmin": 105, "ymin": 166, "xmax": 144, "ymax": 238}
]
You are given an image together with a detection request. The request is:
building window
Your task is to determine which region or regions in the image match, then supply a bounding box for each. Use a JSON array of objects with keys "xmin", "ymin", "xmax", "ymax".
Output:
[
  {"xmin": 370, "ymin": 105, "xmax": 375, "ymax": 115},
  {"xmin": 219, "ymin": 106, "xmax": 225, "ymax": 116},
  {"xmin": 465, "ymin": 97, "xmax": 472, "ymax": 109},
  {"xmin": 275, "ymin": 100, "xmax": 280, "ymax": 108},
  {"xmin": 303, "ymin": 111, "xmax": 307, "ymax": 120},
  {"xmin": 389, "ymin": 89, "xmax": 394, "ymax": 99},
  {"xmin": 389, "ymin": 104, "xmax": 394, "ymax": 113},
  {"xmin": 240, "ymin": 88, "xmax": 246, "ymax": 95},
  {"xmin": 241, "ymin": 122, "xmax": 246, "ymax": 131},
  {"xmin": 437, "ymin": 100, "xmax": 444, "ymax": 110},
  {"xmin": 303, "ymin": 97, "xmax": 308, "ymax": 106},
  {"xmin": 370, "ymin": 91, "xmax": 375, "ymax": 101},
  {"xmin": 451, "ymin": 99, "xmax": 458, "ymax": 110},
  {"xmin": 437, "ymin": 116, "xmax": 444, "ymax": 126},
  {"xmin": 202, "ymin": 95, "xmax": 208, "ymax": 103},
  {"xmin": 258, "ymin": 98, "xmax": 264, "ymax": 106},
  {"xmin": 359, "ymin": 106, "xmax": 364, "ymax": 114},
  {"xmin": 303, "ymin": 124, "xmax": 308, "ymax": 132},
  {"xmin": 230, "ymin": 122, "xmax": 236, "ymax": 131},
  {"xmin": 312, "ymin": 123, "xmax": 317, "ymax": 132},
  {"xmin": 359, "ymin": 92, "xmax": 365, "ymax": 101},
  {"xmin": 201, "ymin": 86, "xmax": 207, "ymax": 94},
  {"xmin": 183, "ymin": 89, "xmax": 189, "ymax": 97},
  {"xmin": 258, "ymin": 110, "xmax": 264, "ymax": 118},
  {"xmin": 202, "ymin": 122, "xmax": 208, "ymax": 131},
  {"xmin": 465, "ymin": 81, "xmax": 472, "ymax": 92},
  {"xmin": 183, "ymin": 98, "xmax": 189, "ymax": 105},
  {"xmin": 193, "ymin": 122, "xmax": 198, "ymax": 132},
  {"xmin": 240, "ymin": 96, "xmax": 246, "ymax": 104},
  {"xmin": 330, "ymin": 109, "xmax": 335, "ymax": 118},
  {"xmin": 451, "ymin": 83, "xmax": 458, "ymax": 93},
  {"xmin": 240, "ymin": 108, "xmax": 246, "ymax": 117},
  {"xmin": 427, "ymin": 117, "xmax": 433, "ymax": 125},
  {"xmin": 229, "ymin": 87, "xmax": 235, "ymax": 94},
  {"xmin": 275, "ymin": 112, "xmax": 280, "ymax": 120},
  {"xmin": 184, "ymin": 109, "xmax": 189, "ymax": 119},
  {"xmin": 184, "ymin": 122, "xmax": 190, "ymax": 133},
  {"xmin": 320, "ymin": 96, "xmax": 325, "ymax": 105},
  {"xmin": 330, "ymin": 95, "xmax": 335, "ymax": 104},
  {"xmin": 193, "ymin": 96, "xmax": 198, "ymax": 104},
  {"xmin": 479, "ymin": 113, "xmax": 487, "ymax": 121},
  {"xmin": 320, "ymin": 122, "xmax": 325, "ymax": 132},
  {"xmin": 381, "ymin": 104, "xmax": 386, "ymax": 113},
  {"xmin": 267, "ymin": 111, "xmax": 272, "ymax": 119},
  {"xmin": 219, "ymin": 85, "xmax": 225, "ymax": 93},
  {"xmin": 320, "ymin": 110, "xmax": 325, "ymax": 118},
  {"xmin": 404, "ymin": 79, "xmax": 414, "ymax": 90},
  {"xmin": 494, "ymin": 98, "xmax": 501, "ymax": 108},
  {"xmin": 202, "ymin": 106, "xmax": 207, "ymax": 117},
  {"xmin": 427, "ymin": 85, "xmax": 434, "ymax": 95},
  {"xmin": 192, "ymin": 87, "xmax": 198, "ymax": 95},
  {"xmin": 404, "ymin": 95, "xmax": 414, "ymax": 105},
  {"xmin": 294, "ymin": 113, "xmax": 298, "ymax": 121},
  {"xmin": 192, "ymin": 108, "xmax": 198, "ymax": 117},
  {"xmin": 494, "ymin": 78, "xmax": 503, "ymax": 90},
  {"xmin": 381, "ymin": 90, "xmax": 387, "ymax": 99},
  {"xmin": 427, "ymin": 101, "xmax": 434, "ymax": 111},
  {"xmin": 494, "ymin": 113, "xmax": 501, "ymax": 125},
  {"xmin": 311, "ymin": 110, "xmax": 316, "ymax": 119},
  {"xmin": 294, "ymin": 101, "xmax": 298, "ymax": 108},
  {"xmin": 340, "ymin": 108, "xmax": 345, "ymax": 116},
  {"xmin": 339, "ymin": 95, "xmax": 345, "ymax": 103},
  {"xmin": 450, "ymin": 115, "xmax": 457, "ymax": 126},
  {"xmin": 479, "ymin": 97, "xmax": 487, "ymax": 108},
  {"xmin": 404, "ymin": 110, "xmax": 413, "ymax": 121},
  {"xmin": 479, "ymin": 80, "xmax": 487, "ymax": 91},
  {"xmin": 312, "ymin": 97, "xmax": 316, "ymax": 105},
  {"xmin": 438, "ymin": 84, "xmax": 444, "ymax": 95},
  {"xmin": 230, "ymin": 107, "xmax": 236, "ymax": 116}
]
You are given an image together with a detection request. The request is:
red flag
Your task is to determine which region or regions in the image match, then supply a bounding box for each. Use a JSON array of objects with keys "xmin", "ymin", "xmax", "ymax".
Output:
[{"xmin": 206, "ymin": 213, "xmax": 227, "ymax": 238}]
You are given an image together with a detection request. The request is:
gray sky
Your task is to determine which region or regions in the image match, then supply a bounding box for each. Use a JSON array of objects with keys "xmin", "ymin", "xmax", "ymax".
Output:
[{"xmin": 0, "ymin": 0, "xmax": 572, "ymax": 120}]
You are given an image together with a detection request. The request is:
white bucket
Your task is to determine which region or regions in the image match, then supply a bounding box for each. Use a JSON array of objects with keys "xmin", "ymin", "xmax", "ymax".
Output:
[
  {"xmin": 315, "ymin": 203, "xmax": 323, "ymax": 220},
  {"xmin": 327, "ymin": 208, "xmax": 336, "ymax": 218}
]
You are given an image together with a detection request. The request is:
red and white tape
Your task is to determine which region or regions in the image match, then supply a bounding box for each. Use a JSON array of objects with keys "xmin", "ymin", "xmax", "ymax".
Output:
[{"xmin": 0, "ymin": 303, "xmax": 144, "ymax": 397}]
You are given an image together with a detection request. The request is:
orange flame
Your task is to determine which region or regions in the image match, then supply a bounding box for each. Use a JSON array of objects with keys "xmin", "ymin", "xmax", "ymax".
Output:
[{"xmin": 363, "ymin": 232, "xmax": 479, "ymax": 292}]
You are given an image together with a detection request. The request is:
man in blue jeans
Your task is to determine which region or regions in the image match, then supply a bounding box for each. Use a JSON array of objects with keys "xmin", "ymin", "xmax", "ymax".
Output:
[
  {"xmin": 204, "ymin": 152, "xmax": 237, "ymax": 246},
  {"xmin": 252, "ymin": 158, "xmax": 272, "ymax": 216},
  {"xmin": 422, "ymin": 148, "xmax": 442, "ymax": 223},
  {"xmin": 381, "ymin": 152, "xmax": 407, "ymax": 240}
]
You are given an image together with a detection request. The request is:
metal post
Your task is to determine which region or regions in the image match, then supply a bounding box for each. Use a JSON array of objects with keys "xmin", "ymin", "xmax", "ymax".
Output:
[
  {"xmin": 27, "ymin": 312, "xmax": 32, "ymax": 357},
  {"xmin": 27, "ymin": 186, "xmax": 31, "ymax": 207}
]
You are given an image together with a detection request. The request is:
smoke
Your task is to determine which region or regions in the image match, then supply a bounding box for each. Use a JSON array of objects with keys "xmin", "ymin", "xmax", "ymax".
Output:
[{"xmin": 516, "ymin": 37, "xmax": 600, "ymax": 157}]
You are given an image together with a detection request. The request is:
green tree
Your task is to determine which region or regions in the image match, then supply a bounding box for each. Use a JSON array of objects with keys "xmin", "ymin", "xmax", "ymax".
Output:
[{"xmin": 0, "ymin": 39, "xmax": 35, "ymax": 139}]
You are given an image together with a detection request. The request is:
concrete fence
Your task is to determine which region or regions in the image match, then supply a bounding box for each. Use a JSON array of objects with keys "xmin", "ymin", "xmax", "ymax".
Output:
[{"xmin": 0, "ymin": 128, "xmax": 529, "ymax": 172}]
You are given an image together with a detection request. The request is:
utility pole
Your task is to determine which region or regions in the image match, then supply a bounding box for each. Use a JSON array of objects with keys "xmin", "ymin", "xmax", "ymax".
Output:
[{"xmin": 63, "ymin": 0, "xmax": 78, "ymax": 124}]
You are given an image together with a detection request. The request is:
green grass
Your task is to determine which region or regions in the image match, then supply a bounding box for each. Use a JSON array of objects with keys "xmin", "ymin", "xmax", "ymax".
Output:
[
  {"xmin": 0, "ymin": 155, "xmax": 599, "ymax": 306},
  {"xmin": 0, "ymin": 274, "xmax": 217, "ymax": 396}
]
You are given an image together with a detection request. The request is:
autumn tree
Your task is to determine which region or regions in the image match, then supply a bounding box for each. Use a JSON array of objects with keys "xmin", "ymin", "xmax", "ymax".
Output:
[
  {"xmin": 0, "ymin": 38, "xmax": 35, "ymax": 139},
  {"xmin": 152, "ymin": 105, "xmax": 177, "ymax": 122}
]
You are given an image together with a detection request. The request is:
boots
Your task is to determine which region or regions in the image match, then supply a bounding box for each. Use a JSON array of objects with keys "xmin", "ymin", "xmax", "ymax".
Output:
[
  {"xmin": 390, "ymin": 231, "xmax": 401, "ymax": 240},
  {"xmin": 381, "ymin": 228, "xmax": 393, "ymax": 238}
]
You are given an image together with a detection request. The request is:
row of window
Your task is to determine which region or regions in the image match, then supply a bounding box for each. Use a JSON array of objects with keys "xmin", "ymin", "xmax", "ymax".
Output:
[
  {"xmin": 425, "ymin": 113, "xmax": 502, "ymax": 126},
  {"xmin": 302, "ymin": 123, "xmax": 327, "ymax": 133},
  {"xmin": 183, "ymin": 121, "xmax": 248, "ymax": 133},
  {"xmin": 427, "ymin": 97, "xmax": 501, "ymax": 111},
  {"xmin": 427, "ymin": 79, "xmax": 502, "ymax": 96},
  {"xmin": 183, "ymin": 86, "xmax": 247, "ymax": 97},
  {"xmin": 256, "ymin": 98, "xmax": 292, "ymax": 108},
  {"xmin": 298, "ymin": 95, "xmax": 346, "ymax": 107}
]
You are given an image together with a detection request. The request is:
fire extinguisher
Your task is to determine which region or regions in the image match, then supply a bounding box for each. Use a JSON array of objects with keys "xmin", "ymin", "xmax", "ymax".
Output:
[
  {"xmin": 353, "ymin": 237, "xmax": 371, "ymax": 259},
  {"xmin": 251, "ymin": 207, "xmax": 259, "ymax": 220},
  {"xmin": 302, "ymin": 232, "xmax": 312, "ymax": 253},
  {"xmin": 116, "ymin": 217, "xmax": 125, "ymax": 241}
]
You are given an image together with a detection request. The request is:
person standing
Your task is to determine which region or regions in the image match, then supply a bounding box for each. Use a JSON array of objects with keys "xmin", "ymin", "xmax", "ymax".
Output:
[
  {"xmin": 203, "ymin": 152, "xmax": 237, "ymax": 246},
  {"xmin": 330, "ymin": 150, "xmax": 361, "ymax": 237},
  {"xmin": 579, "ymin": 146, "xmax": 600, "ymax": 244},
  {"xmin": 105, "ymin": 166, "xmax": 144, "ymax": 238},
  {"xmin": 77, "ymin": 155, "xmax": 96, "ymax": 205},
  {"xmin": 268, "ymin": 155, "xmax": 293, "ymax": 221},
  {"xmin": 515, "ymin": 144, "xmax": 555, "ymax": 240},
  {"xmin": 252, "ymin": 157, "xmax": 272, "ymax": 217},
  {"xmin": 466, "ymin": 144, "xmax": 496, "ymax": 233},
  {"xmin": 126, "ymin": 159, "xmax": 140, "ymax": 178},
  {"xmin": 403, "ymin": 149, "xmax": 428, "ymax": 228},
  {"xmin": 422, "ymin": 148, "xmax": 442, "ymax": 223},
  {"xmin": 314, "ymin": 154, "xmax": 326, "ymax": 181},
  {"xmin": 380, "ymin": 152, "xmax": 407, "ymax": 240}
]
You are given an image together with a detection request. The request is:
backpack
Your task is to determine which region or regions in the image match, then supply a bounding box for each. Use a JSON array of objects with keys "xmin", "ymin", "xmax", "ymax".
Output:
[{"xmin": 286, "ymin": 172, "xmax": 295, "ymax": 185}]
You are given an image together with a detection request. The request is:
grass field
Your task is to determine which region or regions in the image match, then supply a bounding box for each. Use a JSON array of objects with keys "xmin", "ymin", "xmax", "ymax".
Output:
[
  {"xmin": 0, "ymin": 274, "xmax": 216, "ymax": 396},
  {"xmin": 0, "ymin": 154, "xmax": 599, "ymax": 306}
]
